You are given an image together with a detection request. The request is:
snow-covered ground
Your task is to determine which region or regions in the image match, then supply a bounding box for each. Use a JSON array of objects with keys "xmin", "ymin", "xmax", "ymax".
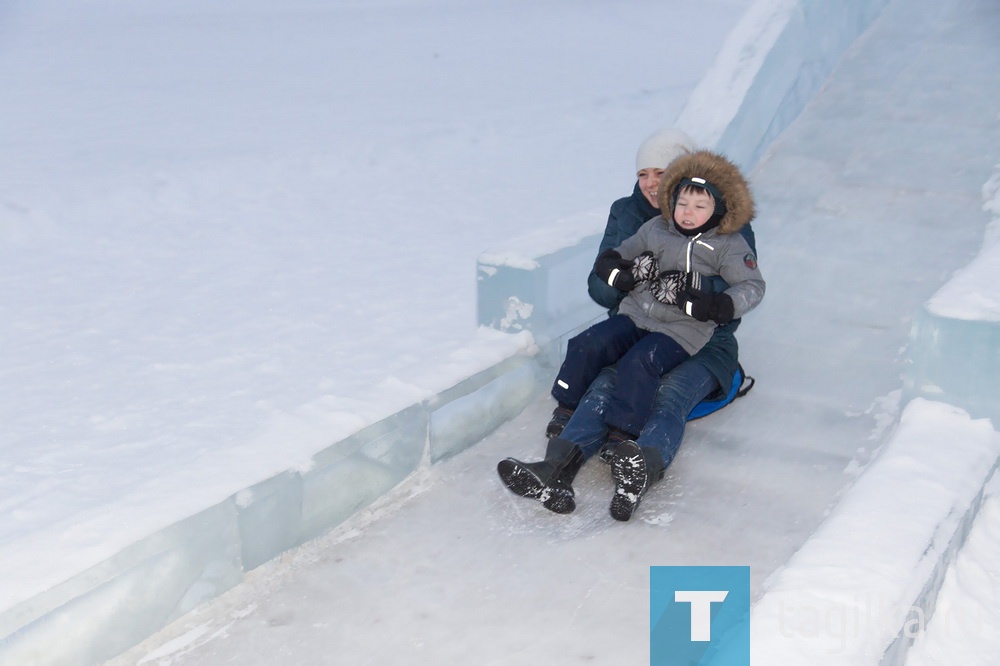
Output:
[{"xmin": 2, "ymin": 0, "xmax": 999, "ymax": 663}]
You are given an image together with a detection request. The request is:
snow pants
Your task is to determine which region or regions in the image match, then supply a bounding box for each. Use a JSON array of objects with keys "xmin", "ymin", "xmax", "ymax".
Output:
[{"xmin": 550, "ymin": 314, "xmax": 690, "ymax": 436}]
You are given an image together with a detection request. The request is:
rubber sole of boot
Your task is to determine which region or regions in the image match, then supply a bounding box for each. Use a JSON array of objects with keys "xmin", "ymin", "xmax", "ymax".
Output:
[
  {"xmin": 497, "ymin": 458, "xmax": 576, "ymax": 514},
  {"xmin": 609, "ymin": 441, "xmax": 647, "ymax": 521}
]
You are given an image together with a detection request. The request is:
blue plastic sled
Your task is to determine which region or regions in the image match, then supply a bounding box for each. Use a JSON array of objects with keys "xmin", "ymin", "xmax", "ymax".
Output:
[{"xmin": 686, "ymin": 364, "xmax": 755, "ymax": 420}]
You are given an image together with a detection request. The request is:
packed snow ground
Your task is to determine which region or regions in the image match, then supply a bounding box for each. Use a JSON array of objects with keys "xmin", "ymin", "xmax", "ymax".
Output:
[{"xmin": 2, "ymin": 0, "xmax": 999, "ymax": 663}]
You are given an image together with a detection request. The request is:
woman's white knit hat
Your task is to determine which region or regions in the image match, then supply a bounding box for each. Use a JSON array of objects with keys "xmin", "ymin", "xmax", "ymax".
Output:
[{"xmin": 635, "ymin": 128, "xmax": 698, "ymax": 174}]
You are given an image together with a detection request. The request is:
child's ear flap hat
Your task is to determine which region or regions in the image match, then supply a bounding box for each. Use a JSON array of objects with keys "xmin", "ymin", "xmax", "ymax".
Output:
[
  {"xmin": 675, "ymin": 176, "xmax": 728, "ymax": 219},
  {"xmin": 658, "ymin": 150, "xmax": 756, "ymax": 234},
  {"xmin": 635, "ymin": 128, "xmax": 698, "ymax": 173}
]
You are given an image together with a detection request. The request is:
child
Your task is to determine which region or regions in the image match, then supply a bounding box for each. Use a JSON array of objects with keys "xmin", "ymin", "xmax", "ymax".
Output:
[{"xmin": 553, "ymin": 149, "xmax": 764, "ymax": 444}]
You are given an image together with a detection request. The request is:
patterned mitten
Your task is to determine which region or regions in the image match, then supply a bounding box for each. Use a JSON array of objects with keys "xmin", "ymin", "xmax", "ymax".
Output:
[
  {"xmin": 631, "ymin": 251, "xmax": 659, "ymax": 285},
  {"xmin": 650, "ymin": 270, "xmax": 686, "ymax": 305}
]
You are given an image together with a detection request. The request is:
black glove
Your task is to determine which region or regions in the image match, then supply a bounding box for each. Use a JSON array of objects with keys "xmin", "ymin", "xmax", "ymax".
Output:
[
  {"xmin": 594, "ymin": 249, "xmax": 637, "ymax": 292},
  {"xmin": 650, "ymin": 270, "xmax": 686, "ymax": 305},
  {"xmin": 677, "ymin": 288, "xmax": 735, "ymax": 325}
]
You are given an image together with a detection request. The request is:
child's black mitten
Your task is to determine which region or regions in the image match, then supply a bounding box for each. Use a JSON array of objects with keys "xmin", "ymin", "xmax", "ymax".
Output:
[
  {"xmin": 677, "ymin": 288, "xmax": 735, "ymax": 325},
  {"xmin": 595, "ymin": 249, "xmax": 637, "ymax": 292},
  {"xmin": 650, "ymin": 270, "xmax": 686, "ymax": 305}
]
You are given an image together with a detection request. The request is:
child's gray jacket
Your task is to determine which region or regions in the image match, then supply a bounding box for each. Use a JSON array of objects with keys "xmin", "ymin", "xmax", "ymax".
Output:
[{"xmin": 615, "ymin": 217, "xmax": 765, "ymax": 354}]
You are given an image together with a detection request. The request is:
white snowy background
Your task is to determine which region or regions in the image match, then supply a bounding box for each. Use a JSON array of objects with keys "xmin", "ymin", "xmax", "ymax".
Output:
[{"xmin": 1, "ymin": 0, "xmax": 998, "ymax": 663}]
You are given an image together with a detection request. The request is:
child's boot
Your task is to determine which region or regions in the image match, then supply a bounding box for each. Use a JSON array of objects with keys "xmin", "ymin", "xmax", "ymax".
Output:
[
  {"xmin": 609, "ymin": 440, "xmax": 664, "ymax": 521},
  {"xmin": 545, "ymin": 404, "xmax": 575, "ymax": 438},
  {"xmin": 497, "ymin": 437, "xmax": 585, "ymax": 514}
]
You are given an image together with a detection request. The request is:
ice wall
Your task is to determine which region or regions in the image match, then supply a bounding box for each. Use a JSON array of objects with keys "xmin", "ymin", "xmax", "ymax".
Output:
[
  {"xmin": 676, "ymin": 0, "xmax": 891, "ymax": 170},
  {"xmin": 0, "ymin": 352, "xmax": 551, "ymax": 665},
  {"xmin": 904, "ymin": 174, "xmax": 1000, "ymax": 424},
  {"xmin": 476, "ymin": 210, "xmax": 608, "ymax": 347},
  {"xmin": 906, "ymin": 313, "xmax": 1000, "ymax": 425}
]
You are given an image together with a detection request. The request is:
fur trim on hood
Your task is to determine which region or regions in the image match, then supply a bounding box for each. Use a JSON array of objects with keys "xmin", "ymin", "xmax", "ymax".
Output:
[{"xmin": 657, "ymin": 150, "xmax": 755, "ymax": 234}]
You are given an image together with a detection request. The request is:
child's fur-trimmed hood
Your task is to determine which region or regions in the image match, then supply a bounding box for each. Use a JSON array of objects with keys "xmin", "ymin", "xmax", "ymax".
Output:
[{"xmin": 657, "ymin": 150, "xmax": 755, "ymax": 234}]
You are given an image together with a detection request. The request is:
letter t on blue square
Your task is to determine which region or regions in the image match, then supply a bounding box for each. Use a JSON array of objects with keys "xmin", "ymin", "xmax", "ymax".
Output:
[{"xmin": 650, "ymin": 566, "xmax": 750, "ymax": 665}]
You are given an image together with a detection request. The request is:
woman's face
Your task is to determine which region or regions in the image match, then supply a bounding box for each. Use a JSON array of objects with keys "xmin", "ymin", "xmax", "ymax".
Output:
[{"xmin": 637, "ymin": 168, "xmax": 665, "ymax": 208}]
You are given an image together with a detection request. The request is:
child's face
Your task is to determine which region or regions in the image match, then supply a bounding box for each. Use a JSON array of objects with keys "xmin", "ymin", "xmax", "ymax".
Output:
[
  {"xmin": 637, "ymin": 168, "xmax": 665, "ymax": 208},
  {"xmin": 673, "ymin": 188, "xmax": 715, "ymax": 231}
]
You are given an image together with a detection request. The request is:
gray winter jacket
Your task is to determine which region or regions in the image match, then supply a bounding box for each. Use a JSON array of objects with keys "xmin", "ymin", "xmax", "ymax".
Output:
[{"xmin": 615, "ymin": 216, "xmax": 765, "ymax": 355}]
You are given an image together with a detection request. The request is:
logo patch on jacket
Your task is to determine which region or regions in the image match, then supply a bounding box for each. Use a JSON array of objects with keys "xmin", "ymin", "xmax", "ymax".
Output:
[{"xmin": 744, "ymin": 253, "xmax": 757, "ymax": 270}]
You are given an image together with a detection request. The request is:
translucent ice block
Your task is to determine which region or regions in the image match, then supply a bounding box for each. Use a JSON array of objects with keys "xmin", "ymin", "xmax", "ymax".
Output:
[
  {"xmin": 477, "ymin": 226, "xmax": 605, "ymax": 346},
  {"xmin": 905, "ymin": 306, "xmax": 1000, "ymax": 425}
]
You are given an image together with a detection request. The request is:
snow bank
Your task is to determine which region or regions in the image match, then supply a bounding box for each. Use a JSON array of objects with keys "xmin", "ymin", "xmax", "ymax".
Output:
[
  {"xmin": 750, "ymin": 399, "xmax": 999, "ymax": 664},
  {"xmin": 906, "ymin": 479, "xmax": 1000, "ymax": 665},
  {"xmin": 926, "ymin": 171, "xmax": 1000, "ymax": 322}
]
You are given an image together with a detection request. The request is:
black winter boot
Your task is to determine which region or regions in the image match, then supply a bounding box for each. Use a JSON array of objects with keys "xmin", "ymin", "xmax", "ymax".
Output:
[
  {"xmin": 609, "ymin": 440, "xmax": 664, "ymax": 522},
  {"xmin": 545, "ymin": 404, "xmax": 575, "ymax": 439},
  {"xmin": 598, "ymin": 426, "xmax": 634, "ymax": 464},
  {"xmin": 497, "ymin": 437, "xmax": 586, "ymax": 514}
]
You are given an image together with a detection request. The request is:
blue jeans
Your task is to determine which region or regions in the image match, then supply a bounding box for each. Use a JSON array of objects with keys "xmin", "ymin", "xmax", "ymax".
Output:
[{"xmin": 559, "ymin": 359, "xmax": 718, "ymax": 471}]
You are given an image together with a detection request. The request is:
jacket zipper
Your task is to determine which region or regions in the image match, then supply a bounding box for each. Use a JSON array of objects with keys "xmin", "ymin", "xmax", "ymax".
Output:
[{"xmin": 684, "ymin": 233, "xmax": 716, "ymax": 279}]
